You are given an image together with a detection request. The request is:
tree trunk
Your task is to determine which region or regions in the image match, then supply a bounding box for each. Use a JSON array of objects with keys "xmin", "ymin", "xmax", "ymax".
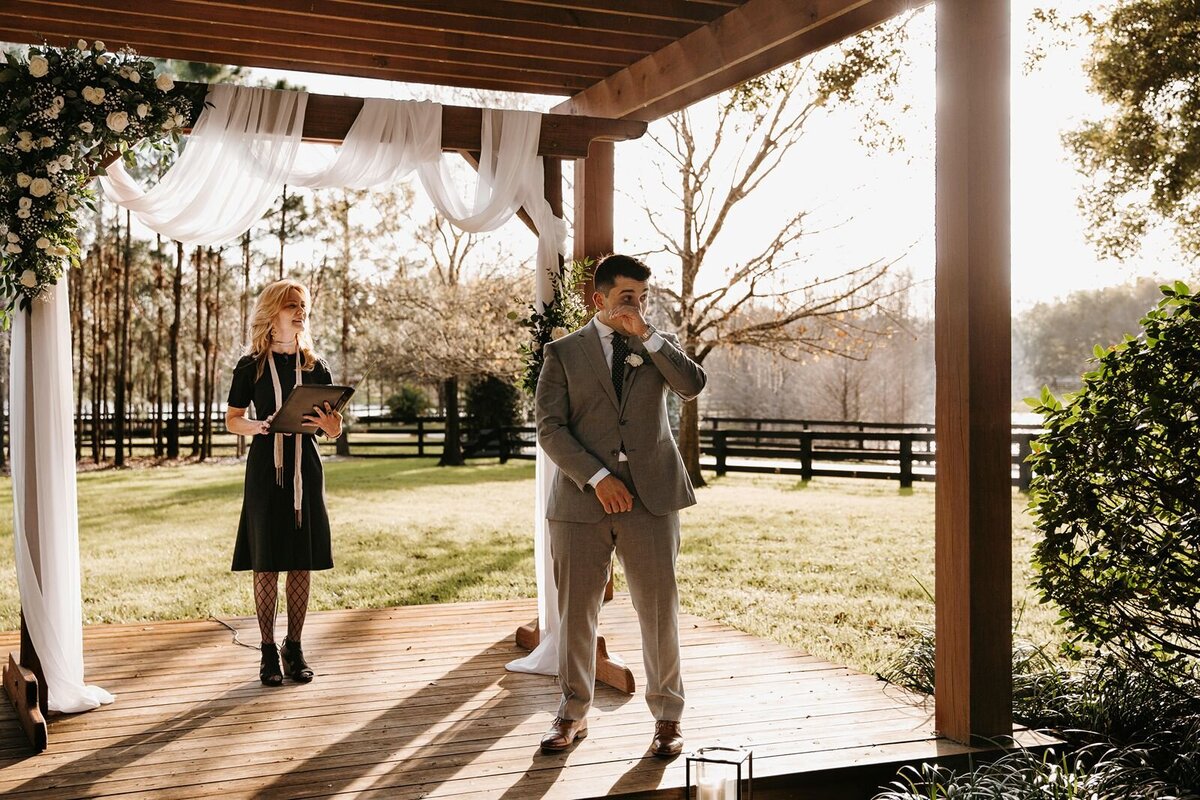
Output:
[
  {"xmin": 678, "ymin": 396, "xmax": 705, "ymax": 487},
  {"xmin": 278, "ymin": 184, "xmax": 287, "ymax": 280},
  {"xmin": 73, "ymin": 246, "xmax": 86, "ymax": 460},
  {"xmin": 153, "ymin": 236, "xmax": 165, "ymax": 457},
  {"xmin": 168, "ymin": 240, "xmax": 182, "ymax": 458},
  {"xmin": 337, "ymin": 193, "xmax": 352, "ymax": 456},
  {"xmin": 192, "ymin": 246, "xmax": 203, "ymax": 456},
  {"xmin": 113, "ymin": 209, "xmax": 128, "ymax": 467},
  {"xmin": 439, "ymin": 376, "xmax": 464, "ymax": 466}
]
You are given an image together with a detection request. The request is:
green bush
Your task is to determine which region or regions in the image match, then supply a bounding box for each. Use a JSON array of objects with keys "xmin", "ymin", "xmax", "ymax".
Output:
[
  {"xmin": 386, "ymin": 384, "xmax": 430, "ymax": 422},
  {"xmin": 464, "ymin": 375, "xmax": 521, "ymax": 431},
  {"xmin": 1026, "ymin": 282, "xmax": 1200, "ymax": 674}
]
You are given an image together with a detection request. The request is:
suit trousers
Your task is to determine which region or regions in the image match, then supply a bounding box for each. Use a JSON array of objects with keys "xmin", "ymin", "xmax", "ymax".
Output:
[{"xmin": 549, "ymin": 462, "xmax": 685, "ymax": 723}]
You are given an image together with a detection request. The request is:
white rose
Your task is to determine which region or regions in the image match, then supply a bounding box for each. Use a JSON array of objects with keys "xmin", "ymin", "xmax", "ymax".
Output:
[
  {"xmin": 85, "ymin": 86, "xmax": 105, "ymax": 104},
  {"xmin": 52, "ymin": 96, "xmax": 64, "ymax": 110},
  {"xmin": 36, "ymin": 237, "xmax": 50, "ymax": 249},
  {"xmin": 57, "ymin": 154, "xmax": 72, "ymax": 168},
  {"xmin": 6, "ymin": 243, "xmax": 22, "ymax": 254},
  {"xmin": 77, "ymin": 39, "xmax": 89, "ymax": 50},
  {"xmin": 46, "ymin": 161, "xmax": 60, "ymax": 174},
  {"xmin": 16, "ymin": 209, "xmax": 30, "ymax": 219},
  {"xmin": 128, "ymin": 70, "xmax": 140, "ymax": 84},
  {"xmin": 626, "ymin": 353, "xmax": 644, "ymax": 367},
  {"xmin": 29, "ymin": 178, "xmax": 52, "ymax": 197},
  {"xmin": 162, "ymin": 118, "xmax": 176, "ymax": 131},
  {"xmin": 19, "ymin": 270, "xmax": 39, "ymax": 287},
  {"xmin": 16, "ymin": 173, "xmax": 31, "ymax": 187},
  {"xmin": 79, "ymin": 121, "xmax": 94, "ymax": 134},
  {"xmin": 94, "ymin": 40, "xmax": 105, "ymax": 52},
  {"xmin": 551, "ymin": 327, "xmax": 568, "ymax": 340},
  {"xmin": 6, "ymin": 233, "xmax": 18, "ymax": 243},
  {"xmin": 155, "ymin": 73, "xmax": 175, "ymax": 92},
  {"xmin": 39, "ymin": 136, "xmax": 53, "ymax": 148},
  {"xmin": 28, "ymin": 55, "xmax": 49, "ymax": 78},
  {"xmin": 137, "ymin": 103, "xmax": 149, "ymax": 118},
  {"xmin": 55, "ymin": 198, "xmax": 67, "ymax": 214},
  {"xmin": 106, "ymin": 111, "xmax": 130, "ymax": 133},
  {"xmin": 18, "ymin": 197, "xmax": 31, "ymax": 209},
  {"xmin": 95, "ymin": 55, "xmax": 109, "ymax": 66},
  {"xmin": 15, "ymin": 137, "xmax": 33, "ymax": 152}
]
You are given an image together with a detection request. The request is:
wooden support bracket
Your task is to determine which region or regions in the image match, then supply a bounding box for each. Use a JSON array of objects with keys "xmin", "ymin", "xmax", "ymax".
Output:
[{"xmin": 4, "ymin": 652, "xmax": 48, "ymax": 753}]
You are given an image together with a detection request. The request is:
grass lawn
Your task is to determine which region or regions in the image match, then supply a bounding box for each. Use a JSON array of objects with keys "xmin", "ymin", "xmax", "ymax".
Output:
[{"xmin": 0, "ymin": 458, "xmax": 1061, "ymax": 675}]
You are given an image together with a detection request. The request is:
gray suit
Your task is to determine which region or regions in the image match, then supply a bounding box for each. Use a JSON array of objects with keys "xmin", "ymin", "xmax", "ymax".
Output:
[{"xmin": 536, "ymin": 318, "xmax": 707, "ymax": 722}]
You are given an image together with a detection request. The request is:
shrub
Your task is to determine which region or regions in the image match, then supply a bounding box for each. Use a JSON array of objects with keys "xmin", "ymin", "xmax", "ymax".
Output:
[
  {"xmin": 386, "ymin": 384, "xmax": 429, "ymax": 422},
  {"xmin": 464, "ymin": 375, "xmax": 521, "ymax": 431},
  {"xmin": 1026, "ymin": 282, "xmax": 1200, "ymax": 675}
]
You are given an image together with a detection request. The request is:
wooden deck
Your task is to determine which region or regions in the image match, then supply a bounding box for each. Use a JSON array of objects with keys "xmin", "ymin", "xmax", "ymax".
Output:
[{"xmin": 0, "ymin": 596, "xmax": 1051, "ymax": 799}]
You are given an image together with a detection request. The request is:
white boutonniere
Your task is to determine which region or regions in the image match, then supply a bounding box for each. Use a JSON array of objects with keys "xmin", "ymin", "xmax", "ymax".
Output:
[{"xmin": 625, "ymin": 353, "xmax": 644, "ymax": 368}]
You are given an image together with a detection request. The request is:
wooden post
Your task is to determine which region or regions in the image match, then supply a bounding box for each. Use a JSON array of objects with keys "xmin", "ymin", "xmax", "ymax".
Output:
[
  {"xmin": 800, "ymin": 434, "xmax": 813, "ymax": 482},
  {"xmin": 934, "ymin": 0, "xmax": 1014, "ymax": 745},
  {"xmin": 714, "ymin": 431, "xmax": 727, "ymax": 477},
  {"xmin": 899, "ymin": 435, "xmax": 914, "ymax": 489},
  {"xmin": 1016, "ymin": 434, "xmax": 1033, "ymax": 492},
  {"xmin": 4, "ymin": 311, "xmax": 50, "ymax": 751}
]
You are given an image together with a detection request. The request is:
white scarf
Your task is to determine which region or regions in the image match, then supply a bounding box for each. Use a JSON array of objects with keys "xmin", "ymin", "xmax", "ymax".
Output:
[{"xmin": 267, "ymin": 350, "xmax": 304, "ymax": 527}]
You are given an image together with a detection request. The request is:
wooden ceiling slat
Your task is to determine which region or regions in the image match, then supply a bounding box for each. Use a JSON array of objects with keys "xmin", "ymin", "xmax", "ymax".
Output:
[
  {"xmin": 555, "ymin": 0, "xmax": 922, "ymax": 120},
  {"xmin": 1, "ymin": 28, "xmax": 582, "ymax": 96},
  {"xmin": 3, "ymin": 2, "xmax": 616, "ymax": 82},
  {"xmin": 440, "ymin": 0, "xmax": 735, "ymax": 25},
  {"xmin": 20, "ymin": 0, "xmax": 646, "ymax": 69}
]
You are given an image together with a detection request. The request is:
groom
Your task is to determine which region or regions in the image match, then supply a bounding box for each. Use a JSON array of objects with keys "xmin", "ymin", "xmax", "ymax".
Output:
[{"xmin": 535, "ymin": 254, "xmax": 707, "ymax": 757}]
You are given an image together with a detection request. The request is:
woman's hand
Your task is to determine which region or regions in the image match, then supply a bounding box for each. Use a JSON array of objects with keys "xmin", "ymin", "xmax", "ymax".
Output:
[
  {"xmin": 253, "ymin": 413, "xmax": 276, "ymax": 436},
  {"xmin": 302, "ymin": 402, "xmax": 343, "ymax": 438}
]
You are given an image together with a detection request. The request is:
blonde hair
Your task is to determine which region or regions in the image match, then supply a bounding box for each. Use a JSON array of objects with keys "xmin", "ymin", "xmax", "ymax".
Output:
[{"xmin": 247, "ymin": 279, "xmax": 319, "ymax": 379}]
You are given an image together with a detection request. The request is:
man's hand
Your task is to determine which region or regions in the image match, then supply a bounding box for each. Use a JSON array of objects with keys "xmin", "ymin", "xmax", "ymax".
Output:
[
  {"xmin": 608, "ymin": 304, "xmax": 649, "ymax": 338},
  {"xmin": 595, "ymin": 475, "xmax": 634, "ymax": 514}
]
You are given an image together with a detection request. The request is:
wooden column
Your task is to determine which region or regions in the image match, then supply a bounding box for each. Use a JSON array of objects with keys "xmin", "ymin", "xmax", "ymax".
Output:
[
  {"xmin": 934, "ymin": 0, "xmax": 1013, "ymax": 744},
  {"xmin": 574, "ymin": 140, "xmax": 615, "ymax": 297}
]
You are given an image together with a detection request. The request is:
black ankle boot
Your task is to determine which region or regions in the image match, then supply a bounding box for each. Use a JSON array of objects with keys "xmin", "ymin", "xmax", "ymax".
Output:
[
  {"xmin": 281, "ymin": 638, "xmax": 314, "ymax": 683},
  {"xmin": 260, "ymin": 642, "xmax": 283, "ymax": 686}
]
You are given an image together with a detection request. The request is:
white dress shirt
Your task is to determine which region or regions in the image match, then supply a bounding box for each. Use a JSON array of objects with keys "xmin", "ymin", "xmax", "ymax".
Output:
[{"xmin": 587, "ymin": 316, "xmax": 665, "ymax": 488}]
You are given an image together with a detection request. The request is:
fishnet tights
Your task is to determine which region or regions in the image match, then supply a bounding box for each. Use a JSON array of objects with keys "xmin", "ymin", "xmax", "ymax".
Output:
[{"xmin": 252, "ymin": 571, "xmax": 311, "ymax": 645}]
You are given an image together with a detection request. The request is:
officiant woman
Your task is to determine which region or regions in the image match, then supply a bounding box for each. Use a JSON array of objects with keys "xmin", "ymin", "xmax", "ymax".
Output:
[{"xmin": 225, "ymin": 279, "xmax": 343, "ymax": 687}]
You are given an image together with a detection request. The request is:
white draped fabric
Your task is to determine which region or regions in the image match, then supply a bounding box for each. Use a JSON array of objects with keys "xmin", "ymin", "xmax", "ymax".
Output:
[
  {"xmin": 4, "ymin": 85, "xmax": 569, "ymax": 714},
  {"xmin": 11, "ymin": 277, "xmax": 115, "ymax": 713}
]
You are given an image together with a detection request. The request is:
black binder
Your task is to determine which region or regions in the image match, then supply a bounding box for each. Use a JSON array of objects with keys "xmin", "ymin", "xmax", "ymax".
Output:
[{"xmin": 268, "ymin": 384, "xmax": 355, "ymax": 434}]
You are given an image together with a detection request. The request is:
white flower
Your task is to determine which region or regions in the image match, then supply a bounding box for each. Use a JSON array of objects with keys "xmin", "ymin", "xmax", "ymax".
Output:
[
  {"xmin": 161, "ymin": 118, "xmax": 176, "ymax": 131},
  {"xmin": 83, "ymin": 86, "xmax": 105, "ymax": 104},
  {"xmin": 77, "ymin": 39, "xmax": 89, "ymax": 50},
  {"xmin": 19, "ymin": 270, "xmax": 39, "ymax": 288},
  {"xmin": 36, "ymin": 237, "xmax": 50, "ymax": 249},
  {"xmin": 94, "ymin": 40, "xmax": 105, "ymax": 52},
  {"xmin": 57, "ymin": 154, "xmax": 72, "ymax": 169},
  {"xmin": 29, "ymin": 178, "xmax": 52, "ymax": 197},
  {"xmin": 46, "ymin": 161, "xmax": 60, "ymax": 174},
  {"xmin": 6, "ymin": 233, "xmax": 18, "ymax": 243},
  {"xmin": 16, "ymin": 173, "xmax": 31, "ymax": 187},
  {"xmin": 28, "ymin": 55, "xmax": 49, "ymax": 78},
  {"xmin": 39, "ymin": 136, "xmax": 54, "ymax": 148},
  {"xmin": 136, "ymin": 103, "xmax": 149, "ymax": 118},
  {"xmin": 15, "ymin": 136, "xmax": 33, "ymax": 152},
  {"xmin": 55, "ymin": 197, "xmax": 68, "ymax": 214},
  {"xmin": 106, "ymin": 111, "xmax": 130, "ymax": 133},
  {"xmin": 155, "ymin": 73, "xmax": 175, "ymax": 92},
  {"xmin": 18, "ymin": 197, "xmax": 31, "ymax": 210},
  {"xmin": 49, "ymin": 245, "xmax": 71, "ymax": 257},
  {"xmin": 78, "ymin": 121, "xmax": 94, "ymax": 134},
  {"xmin": 96, "ymin": 54, "xmax": 109, "ymax": 66},
  {"xmin": 625, "ymin": 353, "xmax": 644, "ymax": 368},
  {"xmin": 16, "ymin": 209, "xmax": 30, "ymax": 219},
  {"xmin": 6, "ymin": 243, "xmax": 22, "ymax": 254},
  {"xmin": 551, "ymin": 326, "xmax": 568, "ymax": 340},
  {"xmin": 129, "ymin": 70, "xmax": 140, "ymax": 84}
]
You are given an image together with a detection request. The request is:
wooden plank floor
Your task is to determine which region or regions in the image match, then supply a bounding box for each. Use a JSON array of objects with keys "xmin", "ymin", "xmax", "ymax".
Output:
[{"xmin": 0, "ymin": 596, "xmax": 1052, "ymax": 799}]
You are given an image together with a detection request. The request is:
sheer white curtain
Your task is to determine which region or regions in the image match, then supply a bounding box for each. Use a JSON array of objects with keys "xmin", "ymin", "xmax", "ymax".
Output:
[
  {"xmin": 11, "ymin": 276, "xmax": 114, "ymax": 713},
  {"xmin": 98, "ymin": 85, "xmax": 567, "ymax": 680}
]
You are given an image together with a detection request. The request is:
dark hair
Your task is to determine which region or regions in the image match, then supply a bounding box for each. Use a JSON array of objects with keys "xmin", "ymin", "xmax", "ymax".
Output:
[{"xmin": 593, "ymin": 254, "xmax": 651, "ymax": 293}]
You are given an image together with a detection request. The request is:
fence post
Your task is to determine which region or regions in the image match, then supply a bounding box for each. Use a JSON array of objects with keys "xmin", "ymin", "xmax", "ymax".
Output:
[
  {"xmin": 899, "ymin": 435, "xmax": 914, "ymax": 489},
  {"xmin": 417, "ymin": 418, "xmax": 425, "ymax": 457},
  {"xmin": 499, "ymin": 427, "xmax": 511, "ymax": 464},
  {"xmin": 714, "ymin": 431, "xmax": 727, "ymax": 477},
  {"xmin": 1017, "ymin": 434, "xmax": 1033, "ymax": 492},
  {"xmin": 800, "ymin": 433, "xmax": 813, "ymax": 482}
]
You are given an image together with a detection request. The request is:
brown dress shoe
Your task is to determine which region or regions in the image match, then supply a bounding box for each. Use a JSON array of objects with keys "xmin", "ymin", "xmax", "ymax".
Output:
[
  {"xmin": 651, "ymin": 720, "xmax": 683, "ymax": 757},
  {"xmin": 540, "ymin": 717, "xmax": 588, "ymax": 751}
]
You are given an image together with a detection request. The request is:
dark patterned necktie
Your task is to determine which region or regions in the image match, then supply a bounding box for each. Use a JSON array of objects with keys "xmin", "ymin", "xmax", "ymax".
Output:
[{"xmin": 611, "ymin": 333, "xmax": 629, "ymax": 401}]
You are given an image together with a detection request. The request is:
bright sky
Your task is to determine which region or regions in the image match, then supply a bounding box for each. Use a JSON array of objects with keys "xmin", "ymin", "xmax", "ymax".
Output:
[{"xmin": 209, "ymin": 1, "xmax": 1192, "ymax": 311}]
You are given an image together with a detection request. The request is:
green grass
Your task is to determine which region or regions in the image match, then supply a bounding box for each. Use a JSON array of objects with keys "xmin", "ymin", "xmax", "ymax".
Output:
[{"xmin": 0, "ymin": 460, "xmax": 1061, "ymax": 674}]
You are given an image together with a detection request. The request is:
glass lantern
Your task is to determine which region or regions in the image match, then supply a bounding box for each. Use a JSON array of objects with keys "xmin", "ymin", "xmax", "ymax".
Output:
[{"xmin": 686, "ymin": 746, "xmax": 753, "ymax": 800}]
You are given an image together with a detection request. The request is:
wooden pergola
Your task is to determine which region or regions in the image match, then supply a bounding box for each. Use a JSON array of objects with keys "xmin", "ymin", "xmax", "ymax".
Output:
[{"xmin": 1, "ymin": 0, "xmax": 1014, "ymax": 770}]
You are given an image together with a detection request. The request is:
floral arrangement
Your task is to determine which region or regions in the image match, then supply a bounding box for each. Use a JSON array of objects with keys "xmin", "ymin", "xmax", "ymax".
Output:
[
  {"xmin": 511, "ymin": 257, "xmax": 593, "ymax": 396},
  {"xmin": 0, "ymin": 40, "xmax": 191, "ymax": 324}
]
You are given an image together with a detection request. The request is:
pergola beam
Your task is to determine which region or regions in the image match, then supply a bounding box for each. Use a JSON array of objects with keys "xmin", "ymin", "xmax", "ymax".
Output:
[
  {"xmin": 553, "ymin": 0, "xmax": 929, "ymax": 121},
  {"xmin": 176, "ymin": 83, "xmax": 647, "ymax": 158}
]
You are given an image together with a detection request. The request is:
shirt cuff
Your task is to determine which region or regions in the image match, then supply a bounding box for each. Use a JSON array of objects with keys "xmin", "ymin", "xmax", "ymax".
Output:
[
  {"xmin": 643, "ymin": 331, "xmax": 665, "ymax": 352},
  {"xmin": 587, "ymin": 467, "xmax": 611, "ymax": 488}
]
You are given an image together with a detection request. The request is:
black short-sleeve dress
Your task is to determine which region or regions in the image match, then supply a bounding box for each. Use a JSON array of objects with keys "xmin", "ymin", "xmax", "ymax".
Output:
[{"xmin": 227, "ymin": 352, "xmax": 334, "ymax": 572}]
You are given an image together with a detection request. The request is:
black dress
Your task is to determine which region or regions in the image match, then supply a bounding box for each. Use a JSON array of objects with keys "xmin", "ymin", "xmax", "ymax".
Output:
[{"xmin": 227, "ymin": 352, "xmax": 334, "ymax": 572}]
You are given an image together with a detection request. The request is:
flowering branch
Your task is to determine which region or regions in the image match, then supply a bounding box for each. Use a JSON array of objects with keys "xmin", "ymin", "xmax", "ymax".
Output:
[
  {"xmin": 0, "ymin": 40, "xmax": 191, "ymax": 326},
  {"xmin": 510, "ymin": 258, "xmax": 592, "ymax": 396}
]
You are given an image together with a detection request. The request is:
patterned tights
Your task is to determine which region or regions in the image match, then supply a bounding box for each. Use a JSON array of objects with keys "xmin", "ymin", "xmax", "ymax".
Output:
[{"xmin": 252, "ymin": 570, "xmax": 311, "ymax": 645}]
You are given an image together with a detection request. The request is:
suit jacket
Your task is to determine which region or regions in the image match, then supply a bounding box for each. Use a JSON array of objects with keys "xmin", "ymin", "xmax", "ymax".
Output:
[{"xmin": 536, "ymin": 318, "xmax": 707, "ymax": 523}]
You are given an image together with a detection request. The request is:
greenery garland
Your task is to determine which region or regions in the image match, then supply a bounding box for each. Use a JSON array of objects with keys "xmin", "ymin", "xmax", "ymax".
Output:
[
  {"xmin": 511, "ymin": 258, "xmax": 593, "ymax": 396},
  {"xmin": 0, "ymin": 40, "xmax": 191, "ymax": 325}
]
